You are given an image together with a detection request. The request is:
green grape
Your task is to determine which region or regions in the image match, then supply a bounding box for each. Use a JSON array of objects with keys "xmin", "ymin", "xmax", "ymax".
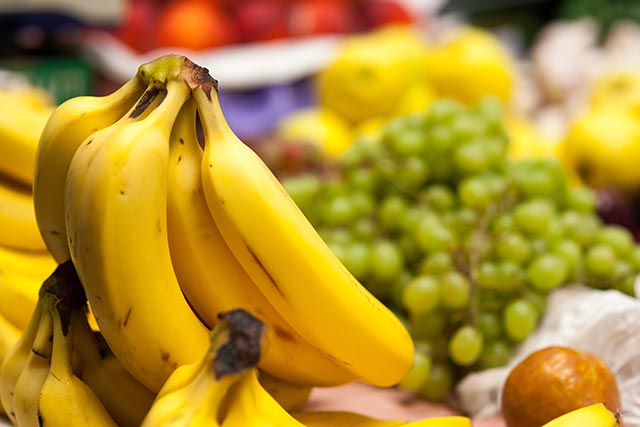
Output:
[
  {"xmin": 420, "ymin": 251, "xmax": 454, "ymax": 275},
  {"xmin": 477, "ymin": 312, "xmax": 502, "ymax": 340},
  {"xmin": 397, "ymin": 156, "xmax": 430, "ymax": 190},
  {"xmin": 526, "ymin": 253, "xmax": 569, "ymax": 292},
  {"xmin": 513, "ymin": 198, "xmax": 556, "ymax": 236},
  {"xmin": 552, "ymin": 238, "xmax": 583, "ymax": 274},
  {"xmin": 495, "ymin": 260, "xmax": 525, "ymax": 291},
  {"xmin": 479, "ymin": 339, "xmax": 514, "ymax": 369},
  {"xmin": 320, "ymin": 194, "xmax": 358, "ymax": 226},
  {"xmin": 476, "ymin": 96, "xmax": 504, "ymax": 127},
  {"xmin": 451, "ymin": 111, "xmax": 487, "ymax": 141},
  {"xmin": 444, "ymin": 207, "xmax": 478, "ymax": 238},
  {"xmin": 628, "ymin": 246, "xmax": 640, "ymax": 270},
  {"xmin": 350, "ymin": 191, "xmax": 376, "ymax": 217},
  {"xmin": 410, "ymin": 311, "xmax": 446, "ymax": 340},
  {"xmin": 440, "ymin": 271, "xmax": 471, "ymax": 309},
  {"xmin": 530, "ymin": 237, "xmax": 549, "ymax": 255},
  {"xmin": 420, "ymin": 363, "xmax": 454, "ymax": 402},
  {"xmin": 398, "ymin": 234, "xmax": 423, "ymax": 265},
  {"xmin": 565, "ymin": 186, "xmax": 597, "ymax": 213},
  {"xmin": 596, "ymin": 225, "xmax": 634, "ymax": 257},
  {"xmin": 416, "ymin": 214, "xmax": 456, "ymax": 252},
  {"xmin": 378, "ymin": 195, "xmax": 409, "ymax": 232},
  {"xmin": 337, "ymin": 138, "xmax": 379, "ymax": 169},
  {"xmin": 369, "ymin": 239, "xmax": 405, "ymax": 283},
  {"xmin": 490, "ymin": 213, "xmax": 515, "ymax": 234},
  {"xmin": 387, "ymin": 130, "xmax": 426, "ymax": 158},
  {"xmin": 419, "ymin": 184, "xmax": 457, "ymax": 212},
  {"xmin": 455, "ymin": 140, "xmax": 494, "ymax": 176},
  {"xmin": 346, "ymin": 167, "xmax": 380, "ymax": 194},
  {"xmin": 585, "ymin": 243, "xmax": 617, "ymax": 276},
  {"xmin": 458, "ymin": 176, "xmax": 493, "ymax": 210},
  {"xmin": 428, "ymin": 125, "xmax": 456, "ymax": 152},
  {"xmin": 398, "ymin": 350, "xmax": 432, "ymax": 392},
  {"xmin": 474, "ymin": 261, "xmax": 499, "ymax": 289},
  {"xmin": 542, "ymin": 217, "xmax": 566, "ymax": 243},
  {"xmin": 448, "ymin": 325, "xmax": 484, "ymax": 366},
  {"xmin": 429, "ymin": 99, "xmax": 463, "ymax": 124},
  {"xmin": 613, "ymin": 259, "xmax": 634, "ymax": 282},
  {"xmin": 508, "ymin": 159, "xmax": 567, "ymax": 202},
  {"xmin": 503, "ymin": 298, "xmax": 538, "ymax": 342},
  {"xmin": 561, "ymin": 210, "xmax": 600, "ymax": 246},
  {"xmin": 388, "ymin": 272, "xmax": 412, "ymax": 309},
  {"xmin": 340, "ymin": 241, "xmax": 371, "ymax": 281},
  {"xmin": 351, "ymin": 217, "xmax": 377, "ymax": 241},
  {"xmin": 402, "ymin": 275, "xmax": 441, "ymax": 315},
  {"xmin": 521, "ymin": 290, "xmax": 548, "ymax": 317},
  {"xmin": 496, "ymin": 232, "xmax": 532, "ymax": 264},
  {"xmin": 282, "ymin": 174, "xmax": 322, "ymax": 213},
  {"xmin": 615, "ymin": 275, "xmax": 636, "ymax": 296}
]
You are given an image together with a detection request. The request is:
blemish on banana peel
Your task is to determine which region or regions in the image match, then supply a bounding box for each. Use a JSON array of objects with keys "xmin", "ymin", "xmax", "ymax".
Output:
[
  {"xmin": 123, "ymin": 306, "xmax": 132, "ymax": 328},
  {"xmin": 213, "ymin": 309, "xmax": 264, "ymax": 379},
  {"xmin": 273, "ymin": 325, "xmax": 294, "ymax": 342},
  {"xmin": 246, "ymin": 244, "xmax": 285, "ymax": 297},
  {"xmin": 130, "ymin": 84, "xmax": 162, "ymax": 118},
  {"xmin": 37, "ymin": 413, "xmax": 43, "ymax": 427}
]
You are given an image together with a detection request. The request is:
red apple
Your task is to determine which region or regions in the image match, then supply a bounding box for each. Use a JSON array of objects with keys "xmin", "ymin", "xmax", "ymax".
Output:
[
  {"xmin": 232, "ymin": 0, "xmax": 290, "ymax": 43},
  {"xmin": 361, "ymin": 0, "xmax": 414, "ymax": 29},
  {"xmin": 112, "ymin": 0, "xmax": 159, "ymax": 53},
  {"xmin": 156, "ymin": 0, "xmax": 237, "ymax": 51},
  {"xmin": 288, "ymin": 0, "xmax": 360, "ymax": 37}
]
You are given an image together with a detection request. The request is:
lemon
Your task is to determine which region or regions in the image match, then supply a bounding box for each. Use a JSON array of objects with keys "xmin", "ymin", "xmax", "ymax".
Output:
[
  {"xmin": 424, "ymin": 27, "xmax": 514, "ymax": 106},
  {"xmin": 590, "ymin": 69, "xmax": 640, "ymax": 115},
  {"xmin": 276, "ymin": 107, "xmax": 353, "ymax": 159},
  {"xmin": 562, "ymin": 106, "xmax": 640, "ymax": 191},
  {"xmin": 316, "ymin": 25, "xmax": 429, "ymax": 124}
]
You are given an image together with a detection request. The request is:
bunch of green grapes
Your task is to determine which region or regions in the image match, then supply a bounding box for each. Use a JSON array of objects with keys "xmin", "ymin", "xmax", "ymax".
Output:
[{"xmin": 282, "ymin": 98, "xmax": 639, "ymax": 402}]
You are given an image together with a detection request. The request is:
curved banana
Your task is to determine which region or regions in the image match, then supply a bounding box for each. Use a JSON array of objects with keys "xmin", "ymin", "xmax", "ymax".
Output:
[
  {"xmin": 0, "ymin": 267, "xmax": 40, "ymax": 330},
  {"xmin": 258, "ymin": 370, "xmax": 312, "ymax": 412},
  {"xmin": 0, "ymin": 312, "xmax": 20, "ymax": 401},
  {"xmin": 541, "ymin": 403, "xmax": 620, "ymax": 427},
  {"xmin": 141, "ymin": 309, "xmax": 264, "ymax": 427},
  {"xmin": 65, "ymin": 75, "xmax": 208, "ymax": 392},
  {"xmin": 33, "ymin": 75, "xmax": 146, "ymax": 263},
  {"xmin": 192, "ymin": 74, "xmax": 414, "ymax": 387},
  {"xmin": 0, "ymin": 302, "xmax": 43, "ymax": 424},
  {"xmin": 166, "ymin": 99, "xmax": 352, "ymax": 387},
  {"xmin": 74, "ymin": 303, "xmax": 156, "ymax": 427},
  {"xmin": 12, "ymin": 307, "xmax": 53, "ymax": 427},
  {"xmin": 0, "ymin": 89, "xmax": 54, "ymax": 186},
  {"xmin": 0, "ymin": 245, "xmax": 57, "ymax": 280},
  {"xmin": 38, "ymin": 279, "xmax": 118, "ymax": 427},
  {"xmin": 0, "ymin": 177, "xmax": 46, "ymax": 252}
]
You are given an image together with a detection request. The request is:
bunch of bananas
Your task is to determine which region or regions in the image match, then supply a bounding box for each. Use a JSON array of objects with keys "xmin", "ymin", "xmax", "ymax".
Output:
[{"xmin": 0, "ymin": 85, "xmax": 59, "ymax": 418}]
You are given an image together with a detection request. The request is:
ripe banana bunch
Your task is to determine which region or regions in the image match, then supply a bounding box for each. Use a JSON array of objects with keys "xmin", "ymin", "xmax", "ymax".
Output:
[
  {"xmin": 33, "ymin": 53, "xmax": 413, "ymax": 398},
  {"xmin": 540, "ymin": 403, "xmax": 620, "ymax": 427},
  {"xmin": 0, "ymin": 261, "xmax": 155, "ymax": 427}
]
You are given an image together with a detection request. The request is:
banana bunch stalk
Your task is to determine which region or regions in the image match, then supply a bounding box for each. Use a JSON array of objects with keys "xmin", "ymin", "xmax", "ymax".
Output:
[
  {"xmin": 0, "ymin": 262, "xmax": 155, "ymax": 427},
  {"xmin": 32, "ymin": 53, "xmax": 414, "ymax": 397}
]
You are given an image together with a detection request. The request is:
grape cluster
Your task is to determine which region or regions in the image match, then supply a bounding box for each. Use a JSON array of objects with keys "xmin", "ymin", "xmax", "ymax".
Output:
[{"xmin": 281, "ymin": 98, "xmax": 639, "ymax": 402}]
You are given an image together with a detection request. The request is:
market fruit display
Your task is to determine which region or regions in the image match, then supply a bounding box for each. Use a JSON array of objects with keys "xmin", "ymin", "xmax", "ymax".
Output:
[
  {"xmin": 282, "ymin": 97, "xmax": 640, "ymax": 400},
  {"xmin": 501, "ymin": 346, "xmax": 621, "ymax": 427},
  {"xmin": 0, "ymin": 54, "xmax": 493, "ymax": 427}
]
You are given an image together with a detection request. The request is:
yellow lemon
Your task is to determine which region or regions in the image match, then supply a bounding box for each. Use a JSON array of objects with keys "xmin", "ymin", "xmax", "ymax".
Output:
[
  {"xmin": 562, "ymin": 106, "xmax": 640, "ymax": 191},
  {"xmin": 590, "ymin": 69, "xmax": 640, "ymax": 115},
  {"xmin": 424, "ymin": 27, "xmax": 514, "ymax": 106},
  {"xmin": 276, "ymin": 107, "xmax": 353, "ymax": 159}
]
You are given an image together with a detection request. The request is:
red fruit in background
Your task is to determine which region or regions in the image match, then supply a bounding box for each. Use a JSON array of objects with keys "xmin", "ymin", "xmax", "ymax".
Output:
[
  {"xmin": 288, "ymin": 0, "xmax": 360, "ymax": 37},
  {"xmin": 233, "ymin": 0, "xmax": 290, "ymax": 43},
  {"xmin": 156, "ymin": 0, "xmax": 237, "ymax": 51},
  {"xmin": 361, "ymin": 0, "xmax": 414, "ymax": 29},
  {"xmin": 112, "ymin": 0, "xmax": 159, "ymax": 53}
]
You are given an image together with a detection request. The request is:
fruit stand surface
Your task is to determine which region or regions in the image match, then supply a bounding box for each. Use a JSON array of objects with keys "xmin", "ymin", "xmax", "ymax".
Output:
[{"xmin": 308, "ymin": 382, "xmax": 505, "ymax": 426}]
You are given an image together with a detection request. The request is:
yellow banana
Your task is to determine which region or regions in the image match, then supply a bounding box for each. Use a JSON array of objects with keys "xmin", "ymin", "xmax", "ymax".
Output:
[
  {"xmin": 0, "ymin": 302, "xmax": 43, "ymax": 424},
  {"xmin": 38, "ymin": 270, "xmax": 119, "ymax": 427},
  {"xmin": 0, "ymin": 89, "xmax": 54, "ymax": 186},
  {"xmin": 141, "ymin": 309, "xmax": 265, "ymax": 427},
  {"xmin": 166, "ymin": 98, "xmax": 352, "ymax": 387},
  {"xmin": 33, "ymin": 75, "xmax": 146, "ymax": 263},
  {"xmin": 65, "ymin": 74, "xmax": 208, "ymax": 392},
  {"xmin": 192, "ymin": 70, "xmax": 414, "ymax": 387},
  {"xmin": 0, "ymin": 267, "xmax": 40, "ymax": 330},
  {"xmin": 258, "ymin": 370, "xmax": 313, "ymax": 412},
  {"xmin": 0, "ymin": 311, "xmax": 20, "ymax": 416},
  {"xmin": 541, "ymin": 403, "xmax": 620, "ymax": 427},
  {"xmin": 75, "ymin": 309, "xmax": 156, "ymax": 427},
  {"xmin": 0, "ymin": 244, "xmax": 57, "ymax": 280},
  {"xmin": 12, "ymin": 307, "xmax": 53, "ymax": 427},
  {"xmin": 0, "ymin": 177, "xmax": 46, "ymax": 252}
]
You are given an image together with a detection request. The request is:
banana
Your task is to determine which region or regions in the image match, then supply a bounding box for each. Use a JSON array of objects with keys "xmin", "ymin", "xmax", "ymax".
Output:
[
  {"xmin": 33, "ymin": 75, "xmax": 146, "ymax": 263},
  {"xmin": 0, "ymin": 312, "xmax": 20, "ymax": 412},
  {"xmin": 0, "ymin": 176, "xmax": 46, "ymax": 252},
  {"xmin": 65, "ymin": 72, "xmax": 209, "ymax": 392},
  {"xmin": 258, "ymin": 370, "xmax": 313, "ymax": 412},
  {"xmin": 141, "ymin": 309, "xmax": 264, "ymax": 427},
  {"xmin": 0, "ymin": 302, "xmax": 43, "ymax": 424},
  {"xmin": 0, "ymin": 245, "xmax": 57, "ymax": 280},
  {"xmin": 0, "ymin": 89, "xmax": 54, "ymax": 186},
  {"xmin": 38, "ymin": 267, "xmax": 119, "ymax": 427},
  {"xmin": 166, "ymin": 98, "xmax": 352, "ymax": 387},
  {"xmin": 74, "ymin": 298, "xmax": 156, "ymax": 427},
  {"xmin": 0, "ymin": 266, "xmax": 41, "ymax": 330},
  {"xmin": 540, "ymin": 403, "xmax": 620, "ymax": 427},
  {"xmin": 12, "ymin": 306, "xmax": 53, "ymax": 427},
  {"xmin": 292, "ymin": 411, "xmax": 403, "ymax": 427},
  {"xmin": 191, "ymin": 67, "xmax": 414, "ymax": 387}
]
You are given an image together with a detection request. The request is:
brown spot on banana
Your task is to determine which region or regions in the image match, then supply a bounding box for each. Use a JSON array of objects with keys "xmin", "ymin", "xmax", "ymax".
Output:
[
  {"xmin": 123, "ymin": 307, "xmax": 132, "ymax": 328},
  {"xmin": 130, "ymin": 85, "xmax": 162, "ymax": 118}
]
